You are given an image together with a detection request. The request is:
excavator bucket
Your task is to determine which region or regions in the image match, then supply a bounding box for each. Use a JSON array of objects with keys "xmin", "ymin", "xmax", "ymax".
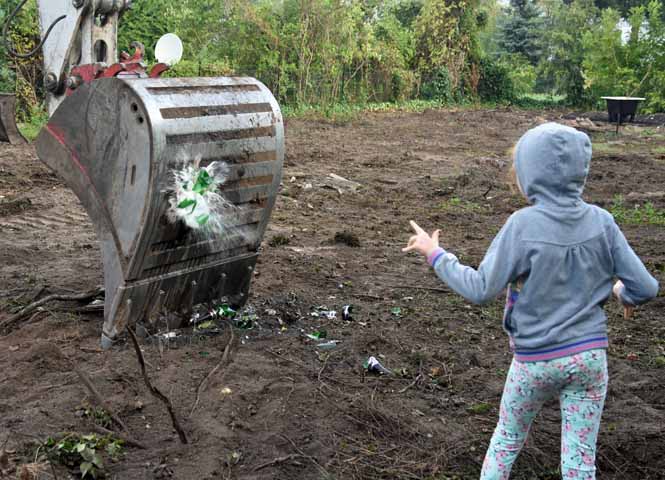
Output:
[
  {"xmin": 0, "ymin": 94, "xmax": 27, "ymax": 145},
  {"xmin": 35, "ymin": 76, "xmax": 284, "ymax": 347}
]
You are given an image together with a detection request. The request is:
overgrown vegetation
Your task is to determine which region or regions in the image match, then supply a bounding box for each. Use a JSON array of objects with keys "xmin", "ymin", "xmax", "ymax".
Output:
[
  {"xmin": 610, "ymin": 195, "xmax": 665, "ymax": 225},
  {"xmin": 1, "ymin": 0, "xmax": 664, "ymax": 126},
  {"xmin": 41, "ymin": 433, "xmax": 124, "ymax": 479}
]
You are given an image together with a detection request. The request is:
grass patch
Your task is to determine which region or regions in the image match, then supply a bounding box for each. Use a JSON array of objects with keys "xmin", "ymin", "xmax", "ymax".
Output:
[
  {"xmin": 610, "ymin": 195, "xmax": 665, "ymax": 226},
  {"xmin": 440, "ymin": 196, "xmax": 485, "ymax": 213},
  {"xmin": 333, "ymin": 230, "xmax": 361, "ymax": 247},
  {"xmin": 652, "ymin": 146, "xmax": 665, "ymax": 155},
  {"xmin": 592, "ymin": 141, "xmax": 624, "ymax": 156},
  {"xmin": 638, "ymin": 128, "xmax": 665, "ymax": 140},
  {"xmin": 283, "ymin": 99, "xmax": 453, "ymax": 123},
  {"xmin": 511, "ymin": 93, "xmax": 566, "ymax": 110},
  {"xmin": 268, "ymin": 234, "xmax": 290, "ymax": 247},
  {"xmin": 467, "ymin": 402, "xmax": 493, "ymax": 414},
  {"xmin": 282, "ymin": 95, "xmax": 565, "ymax": 123}
]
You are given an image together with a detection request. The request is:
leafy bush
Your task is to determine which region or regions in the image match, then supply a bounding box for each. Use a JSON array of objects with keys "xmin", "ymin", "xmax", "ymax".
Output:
[
  {"xmin": 0, "ymin": 3, "xmax": 15, "ymax": 93},
  {"xmin": 513, "ymin": 93, "xmax": 566, "ymax": 109},
  {"xmin": 415, "ymin": 0, "xmax": 484, "ymax": 97},
  {"xmin": 500, "ymin": 53, "xmax": 537, "ymax": 95},
  {"xmin": 118, "ymin": 0, "xmax": 173, "ymax": 61},
  {"xmin": 44, "ymin": 433, "xmax": 124, "ymax": 479},
  {"xmin": 478, "ymin": 57, "xmax": 515, "ymax": 102},
  {"xmin": 17, "ymin": 103, "xmax": 48, "ymax": 140},
  {"xmin": 165, "ymin": 59, "xmax": 234, "ymax": 78},
  {"xmin": 539, "ymin": 0, "xmax": 597, "ymax": 106},
  {"xmin": 582, "ymin": 1, "xmax": 665, "ymax": 114},
  {"xmin": 2, "ymin": 0, "xmax": 42, "ymax": 118},
  {"xmin": 420, "ymin": 67, "xmax": 453, "ymax": 102}
]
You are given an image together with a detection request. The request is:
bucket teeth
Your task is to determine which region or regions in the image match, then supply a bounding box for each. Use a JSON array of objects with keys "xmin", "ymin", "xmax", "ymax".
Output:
[{"xmin": 35, "ymin": 77, "xmax": 284, "ymax": 347}]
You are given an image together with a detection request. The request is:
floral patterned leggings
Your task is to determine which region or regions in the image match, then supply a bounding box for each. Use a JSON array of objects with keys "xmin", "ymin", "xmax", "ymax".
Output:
[{"xmin": 480, "ymin": 349, "xmax": 608, "ymax": 480}]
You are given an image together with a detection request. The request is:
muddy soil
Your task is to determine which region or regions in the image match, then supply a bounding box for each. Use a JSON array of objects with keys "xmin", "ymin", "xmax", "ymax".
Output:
[{"xmin": 1, "ymin": 108, "xmax": 664, "ymax": 480}]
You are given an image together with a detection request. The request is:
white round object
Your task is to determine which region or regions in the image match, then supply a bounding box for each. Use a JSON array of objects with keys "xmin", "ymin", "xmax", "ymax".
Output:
[{"xmin": 155, "ymin": 33, "xmax": 183, "ymax": 66}]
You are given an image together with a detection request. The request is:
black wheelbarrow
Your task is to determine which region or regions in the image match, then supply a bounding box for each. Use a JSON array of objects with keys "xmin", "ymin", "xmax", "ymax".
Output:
[{"xmin": 602, "ymin": 96, "xmax": 645, "ymax": 133}]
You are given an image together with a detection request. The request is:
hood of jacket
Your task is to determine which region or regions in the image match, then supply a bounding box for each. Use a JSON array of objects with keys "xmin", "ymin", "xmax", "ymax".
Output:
[{"xmin": 514, "ymin": 122, "xmax": 592, "ymax": 207}]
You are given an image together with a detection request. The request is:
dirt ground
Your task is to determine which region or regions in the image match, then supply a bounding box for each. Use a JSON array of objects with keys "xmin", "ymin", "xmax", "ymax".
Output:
[{"xmin": 1, "ymin": 108, "xmax": 664, "ymax": 480}]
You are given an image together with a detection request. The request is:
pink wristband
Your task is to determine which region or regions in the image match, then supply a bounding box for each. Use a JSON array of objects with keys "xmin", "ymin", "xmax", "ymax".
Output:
[{"xmin": 427, "ymin": 247, "xmax": 445, "ymax": 266}]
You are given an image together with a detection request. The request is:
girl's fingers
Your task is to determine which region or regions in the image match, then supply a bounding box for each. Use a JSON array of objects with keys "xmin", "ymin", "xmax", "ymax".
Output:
[
  {"xmin": 432, "ymin": 229, "xmax": 440, "ymax": 243},
  {"xmin": 409, "ymin": 220, "xmax": 425, "ymax": 234},
  {"xmin": 402, "ymin": 241, "xmax": 419, "ymax": 253},
  {"xmin": 402, "ymin": 236, "xmax": 416, "ymax": 252},
  {"xmin": 624, "ymin": 305, "xmax": 634, "ymax": 319}
]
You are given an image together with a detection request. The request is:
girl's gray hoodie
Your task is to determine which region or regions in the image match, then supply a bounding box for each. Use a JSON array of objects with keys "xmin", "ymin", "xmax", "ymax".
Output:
[{"xmin": 428, "ymin": 122, "xmax": 659, "ymax": 362}]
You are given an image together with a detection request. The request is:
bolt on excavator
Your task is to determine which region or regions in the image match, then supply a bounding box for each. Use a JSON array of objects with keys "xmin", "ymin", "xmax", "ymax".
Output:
[{"xmin": 3, "ymin": 0, "xmax": 284, "ymax": 347}]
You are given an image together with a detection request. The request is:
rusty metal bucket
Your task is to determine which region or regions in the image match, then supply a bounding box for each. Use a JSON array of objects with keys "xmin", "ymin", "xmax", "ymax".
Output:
[
  {"xmin": 35, "ymin": 76, "xmax": 284, "ymax": 347},
  {"xmin": 0, "ymin": 93, "xmax": 27, "ymax": 144}
]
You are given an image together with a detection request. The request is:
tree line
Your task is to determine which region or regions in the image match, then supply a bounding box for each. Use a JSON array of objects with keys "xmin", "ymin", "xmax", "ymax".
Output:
[{"xmin": 1, "ymin": 0, "xmax": 664, "ymax": 122}]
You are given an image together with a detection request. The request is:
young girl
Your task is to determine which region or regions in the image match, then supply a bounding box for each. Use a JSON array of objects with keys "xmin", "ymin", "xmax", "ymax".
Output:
[{"xmin": 403, "ymin": 122, "xmax": 659, "ymax": 480}]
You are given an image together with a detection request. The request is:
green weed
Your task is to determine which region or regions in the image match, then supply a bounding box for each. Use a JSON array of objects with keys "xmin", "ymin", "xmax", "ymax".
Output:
[
  {"xmin": 268, "ymin": 234, "xmax": 290, "ymax": 247},
  {"xmin": 610, "ymin": 196, "xmax": 665, "ymax": 226},
  {"xmin": 652, "ymin": 146, "xmax": 665, "ymax": 155},
  {"xmin": 467, "ymin": 402, "xmax": 493, "ymax": 414},
  {"xmin": 440, "ymin": 197, "xmax": 484, "ymax": 213},
  {"xmin": 592, "ymin": 142, "xmax": 624, "ymax": 155},
  {"xmin": 82, "ymin": 406, "xmax": 113, "ymax": 429},
  {"xmin": 42, "ymin": 433, "xmax": 124, "ymax": 479}
]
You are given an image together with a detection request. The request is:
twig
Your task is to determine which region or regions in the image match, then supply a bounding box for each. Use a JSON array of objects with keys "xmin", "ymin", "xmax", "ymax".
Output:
[
  {"xmin": 253, "ymin": 453, "xmax": 304, "ymax": 471},
  {"xmin": 27, "ymin": 286, "xmax": 47, "ymax": 303},
  {"xmin": 126, "ymin": 326, "xmax": 188, "ymax": 444},
  {"xmin": 266, "ymin": 349, "xmax": 310, "ymax": 370},
  {"xmin": 72, "ymin": 366, "xmax": 128, "ymax": 433},
  {"xmin": 41, "ymin": 345, "xmax": 136, "ymax": 443},
  {"xmin": 18, "ymin": 431, "xmax": 62, "ymax": 480},
  {"xmin": 399, "ymin": 360, "xmax": 424, "ymax": 394},
  {"xmin": 351, "ymin": 293, "xmax": 384, "ymax": 300},
  {"xmin": 282, "ymin": 380, "xmax": 296, "ymax": 414},
  {"xmin": 386, "ymin": 284, "xmax": 448, "ymax": 293},
  {"xmin": 48, "ymin": 458, "xmax": 59, "ymax": 480},
  {"xmin": 88, "ymin": 424, "xmax": 147, "ymax": 450},
  {"xmin": 189, "ymin": 326, "xmax": 235, "ymax": 418},
  {"xmin": 318, "ymin": 352, "xmax": 331, "ymax": 383},
  {"xmin": 278, "ymin": 434, "xmax": 329, "ymax": 477},
  {"xmin": 398, "ymin": 373, "xmax": 424, "ymax": 394},
  {"xmin": 0, "ymin": 287, "xmax": 103, "ymax": 330},
  {"xmin": 80, "ymin": 347, "xmax": 103, "ymax": 354},
  {"xmin": 24, "ymin": 310, "xmax": 49, "ymax": 326}
]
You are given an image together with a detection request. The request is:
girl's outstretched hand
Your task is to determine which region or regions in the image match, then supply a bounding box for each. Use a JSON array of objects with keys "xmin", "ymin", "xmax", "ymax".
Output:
[
  {"xmin": 403, "ymin": 221, "xmax": 440, "ymax": 257},
  {"xmin": 613, "ymin": 280, "xmax": 635, "ymax": 319}
]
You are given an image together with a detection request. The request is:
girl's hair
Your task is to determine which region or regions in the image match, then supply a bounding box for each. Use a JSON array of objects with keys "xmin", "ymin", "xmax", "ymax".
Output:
[{"xmin": 508, "ymin": 146, "xmax": 520, "ymax": 195}]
